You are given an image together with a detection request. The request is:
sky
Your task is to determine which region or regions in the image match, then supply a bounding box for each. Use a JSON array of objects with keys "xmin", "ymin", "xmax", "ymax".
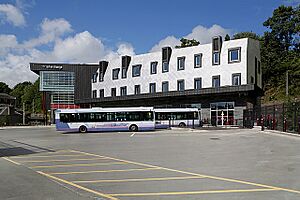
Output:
[{"xmin": 0, "ymin": 0, "xmax": 299, "ymax": 87}]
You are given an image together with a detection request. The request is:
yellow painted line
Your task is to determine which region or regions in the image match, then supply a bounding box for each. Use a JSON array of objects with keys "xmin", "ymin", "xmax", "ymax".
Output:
[
  {"xmin": 37, "ymin": 171, "xmax": 119, "ymax": 200},
  {"xmin": 31, "ymin": 162, "xmax": 127, "ymax": 169},
  {"xmin": 3, "ymin": 157, "xmax": 20, "ymax": 165},
  {"xmin": 12, "ymin": 154, "xmax": 86, "ymax": 159},
  {"xmin": 73, "ymin": 176, "xmax": 204, "ymax": 183},
  {"xmin": 108, "ymin": 188, "xmax": 280, "ymax": 197},
  {"xmin": 48, "ymin": 167, "xmax": 161, "ymax": 175},
  {"xmin": 21, "ymin": 158, "xmax": 107, "ymax": 163},
  {"xmin": 71, "ymin": 150, "xmax": 300, "ymax": 195}
]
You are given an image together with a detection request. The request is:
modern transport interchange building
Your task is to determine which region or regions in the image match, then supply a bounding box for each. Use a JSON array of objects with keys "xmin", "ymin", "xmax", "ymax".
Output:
[{"xmin": 30, "ymin": 36, "xmax": 263, "ymax": 126}]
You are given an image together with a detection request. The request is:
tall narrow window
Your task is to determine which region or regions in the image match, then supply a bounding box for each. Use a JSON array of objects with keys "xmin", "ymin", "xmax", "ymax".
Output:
[
  {"xmin": 92, "ymin": 73, "xmax": 98, "ymax": 83},
  {"xmin": 212, "ymin": 75, "xmax": 220, "ymax": 88},
  {"xmin": 134, "ymin": 85, "xmax": 141, "ymax": 95},
  {"xmin": 177, "ymin": 80, "xmax": 185, "ymax": 91},
  {"xmin": 120, "ymin": 86, "xmax": 127, "ymax": 96},
  {"xmin": 132, "ymin": 65, "xmax": 141, "ymax": 77},
  {"xmin": 194, "ymin": 54, "xmax": 202, "ymax": 68},
  {"xmin": 99, "ymin": 89, "xmax": 104, "ymax": 98},
  {"xmin": 121, "ymin": 67, "xmax": 127, "ymax": 79},
  {"xmin": 92, "ymin": 90, "xmax": 97, "ymax": 98},
  {"xmin": 177, "ymin": 57, "xmax": 185, "ymax": 71},
  {"xmin": 162, "ymin": 61, "xmax": 169, "ymax": 73},
  {"xmin": 149, "ymin": 83, "xmax": 156, "ymax": 93},
  {"xmin": 111, "ymin": 88, "xmax": 116, "ymax": 97},
  {"xmin": 194, "ymin": 78, "xmax": 202, "ymax": 90},
  {"xmin": 99, "ymin": 70, "xmax": 104, "ymax": 82},
  {"xmin": 150, "ymin": 62, "xmax": 157, "ymax": 74},
  {"xmin": 112, "ymin": 69, "xmax": 120, "ymax": 80},
  {"xmin": 213, "ymin": 52, "xmax": 220, "ymax": 65},
  {"xmin": 232, "ymin": 73, "xmax": 241, "ymax": 86},
  {"xmin": 162, "ymin": 81, "xmax": 169, "ymax": 92},
  {"xmin": 228, "ymin": 47, "xmax": 241, "ymax": 63}
]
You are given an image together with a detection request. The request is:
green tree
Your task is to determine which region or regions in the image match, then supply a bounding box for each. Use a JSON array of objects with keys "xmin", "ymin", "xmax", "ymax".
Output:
[
  {"xmin": 232, "ymin": 32, "xmax": 261, "ymax": 40},
  {"xmin": 10, "ymin": 81, "xmax": 32, "ymax": 108},
  {"xmin": 21, "ymin": 79, "xmax": 42, "ymax": 113},
  {"xmin": 224, "ymin": 34, "xmax": 231, "ymax": 41},
  {"xmin": 263, "ymin": 5, "xmax": 299, "ymax": 52},
  {"xmin": 175, "ymin": 38, "xmax": 200, "ymax": 48},
  {"xmin": 0, "ymin": 82, "xmax": 11, "ymax": 94}
]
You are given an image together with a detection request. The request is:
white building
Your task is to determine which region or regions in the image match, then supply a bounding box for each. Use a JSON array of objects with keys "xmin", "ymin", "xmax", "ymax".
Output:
[{"xmin": 89, "ymin": 36, "xmax": 262, "ymax": 126}]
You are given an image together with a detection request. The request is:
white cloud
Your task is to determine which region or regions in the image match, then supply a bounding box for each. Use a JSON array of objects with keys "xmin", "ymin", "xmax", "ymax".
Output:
[
  {"xmin": 0, "ymin": 4, "xmax": 25, "ymax": 26},
  {"xmin": 23, "ymin": 18, "xmax": 72, "ymax": 48},
  {"xmin": 53, "ymin": 31, "xmax": 106, "ymax": 63},
  {"xmin": 150, "ymin": 24, "xmax": 231, "ymax": 52}
]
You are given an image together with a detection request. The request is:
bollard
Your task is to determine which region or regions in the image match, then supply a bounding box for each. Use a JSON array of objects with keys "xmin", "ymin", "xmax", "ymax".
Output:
[
  {"xmin": 261, "ymin": 117, "xmax": 264, "ymax": 131},
  {"xmin": 298, "ymin": 120, "xmax": 300, "ymax": 134},
  {"xmin": 283, "ymin": 118, "xmax": 287, "ymax": 132}
]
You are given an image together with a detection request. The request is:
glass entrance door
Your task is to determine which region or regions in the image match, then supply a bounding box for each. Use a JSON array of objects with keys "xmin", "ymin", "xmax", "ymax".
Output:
[{"xmin": 210, "ymin": 102, "xmax": 235, "ymax": 126}]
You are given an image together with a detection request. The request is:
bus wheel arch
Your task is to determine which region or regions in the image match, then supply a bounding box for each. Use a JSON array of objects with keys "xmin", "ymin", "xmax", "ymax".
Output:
[
  {"xmin": 79, "ymin": 125, "xmax": 87, "ymax": 133},
  {"xmin": 179, "ymin": 122, "xmax": 186, "ymax": 127},
  {"xmin": 129, "ymin": 124, "xmax": 138, "ymax": 132}
]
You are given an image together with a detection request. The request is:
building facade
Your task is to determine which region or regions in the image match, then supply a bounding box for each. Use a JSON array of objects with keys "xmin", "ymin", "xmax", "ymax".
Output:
[{"xmin": 86, "ymin": 37, "xmax": 262, "ymax": 126}]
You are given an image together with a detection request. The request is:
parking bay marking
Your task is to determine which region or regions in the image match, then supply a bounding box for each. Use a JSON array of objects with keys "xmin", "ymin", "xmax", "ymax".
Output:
[
  {"xmin": 73, "ymin": 176, "xmax": 204, "ymax": 183},
  {"xmin": 71, "ymin": 149, "xmax": 300, "ymax": 195},
  {"xmin": 21, "ymin": 157, "xmax": 107, "ymax": 163},
  {"xmin": 37, "ymin": 171, "xmax": 119, "ymax": 200},
  {"xmin": 48, "ymin": 167, "xmax": 161, "ymax": 175},
  {"xmin": 108, "ymin": 188, "xmax": 280, "ymax": 197},
  {"xmin": 31, "ymin": 162, "xmax": 127, "ymax": 169}
]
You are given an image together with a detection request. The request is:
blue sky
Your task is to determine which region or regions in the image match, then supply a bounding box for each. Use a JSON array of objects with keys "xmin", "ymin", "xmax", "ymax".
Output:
[{"xmin": 0, "ymin": 0, "xmax": 298, "ymax": 86}]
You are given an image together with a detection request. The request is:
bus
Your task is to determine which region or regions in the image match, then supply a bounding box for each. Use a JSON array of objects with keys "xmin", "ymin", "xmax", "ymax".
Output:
[
  {"xmin": 55, "ymin": 107, "xmax": 155, "ymax": 133},
  {"xmin": 154, "ymin": 108, "xmax": 201, "ymax": 128}
]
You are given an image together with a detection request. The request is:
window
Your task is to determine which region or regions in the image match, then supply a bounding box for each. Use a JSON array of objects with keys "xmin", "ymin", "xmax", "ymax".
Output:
[
  {"xmin": 132, "ymin": 65, "xmax": 141, "ymax": 77},
  {"xmin": 149, "ymin": 83, "xmax": 156, "ymax": 93},
  {"xmin": 92, "ymin": 73, "xmax": 98, "ymax": 83},
  {"xmin": 251, "ymin": 76, "xmax": 254, "ymax": 84},
  {"xmin": 177, "ymin": 57, "xmax": 185, "ymax": 71},
  {"xmin": 228, "ymin": 47, "xmax": 241, "ymax": 63},
  {"xmin": 134, "ymin": 85, "xmax": 141, "ymax": 95},
  {"xmin": 120, "ymin": 86, "xmax": 127, "ymax": 96},
  {"xmin": 213, "ymin": 52, "xmax": 220, "ymax": 65},
  {"xmin": 99, "ymin": 89, "xmax": 104, "ymax": 98},
  {"xmin": 150, "ymin": 62, "xmax": 157, "ymax": 74},
  {"xmin": 177, "ymin": 80, "xmax": 185, "ymax": 91},
  {"xmin": 232, "ymin": 73, "xmax": 241, "ymax": 86},
  {"xmin": 111, "ymin": 88, "xmax": 116, "ymax": 97},
  {"xmin": 162, "ymin": 61, "xmax": 169, "ymax": 73},
  {"xmin": 121, "ymin": 67, "xmax": 127, "ymax": 79},
  {"xmin": 194, "ymin": 54, "xmax": 202, "ymax": 68},
  {"xmin": 162, "ymin": 81, "xmax": 169, "ymax": 92},
  {"xmin": 112, "ymin": 69, "xmax": 120, "ymax": 80},
  {"xmin": 92, "ymin": 90, "xmax": 97, "ymax": 98},
  {"xmin": 194, "ymin": 78, "xmax": 202, "ymax": 90},
  {"xmin": 212, "ymin": 75, "xmax": 220, "ymax": 88},
  {"xmin": 99, "ymin": 71, "xmax": 104, "ymax": 82}
]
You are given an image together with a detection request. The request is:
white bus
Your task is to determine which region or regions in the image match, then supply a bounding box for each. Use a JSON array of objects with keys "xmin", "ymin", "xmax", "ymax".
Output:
[
  {"xmin": 55, "ymin": 107, "xmax": 155, "ymax": 133},
  {"xmin": 154, "ymin": 108, "xmax": 201, "ymax": 128}
]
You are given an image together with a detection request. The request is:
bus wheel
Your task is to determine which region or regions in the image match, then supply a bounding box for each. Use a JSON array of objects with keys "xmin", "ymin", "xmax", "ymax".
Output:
[
  {"xmin": 129, "ymin": 124, "xmax": 138, "ymax": 132},
  {"xmin": 79, "ymin": 125, "xmax": 87, "ymax": 133},
  {"xmin": 179, "ymin": 122, "xmax": 186, "ymax": 128}
]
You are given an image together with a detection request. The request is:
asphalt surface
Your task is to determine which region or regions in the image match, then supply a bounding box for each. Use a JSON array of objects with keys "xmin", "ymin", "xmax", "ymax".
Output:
[{"xmin": 0, "ymin": 127, "xmax": 300, "ymax": 199}]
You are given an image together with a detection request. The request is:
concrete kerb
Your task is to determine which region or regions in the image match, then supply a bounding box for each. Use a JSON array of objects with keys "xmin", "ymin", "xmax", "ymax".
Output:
[
  {"xmin": 0, "ymin": 125, "xmax": 55, "ymax": 130},
  {"xmin": 255, "ymin": 126, "xmax": 300, "ymax": 138}
]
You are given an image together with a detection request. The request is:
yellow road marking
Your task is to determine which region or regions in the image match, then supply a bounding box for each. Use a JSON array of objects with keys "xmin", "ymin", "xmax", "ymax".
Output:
[
  {"xmin": 3, "ymin": 157, "xmax": 20, "ymax": 165},
  {"xmin": 73, "ymin": 176, "xmax": 204, "ymax": 183},
  {"xmin": 31, "ymin": 162, "xmax": 127, "ymax": 169},
  {"xmin": 48, "ymin": 167, "xmax": 161, "ymax": 175},
  {"xmin": 71, "ymin": 150, "xmax": 300, "ymax": 195},
  {"xmin": 37, "ymin": 171, "xmax": 119, "ymax": 200},
  {"xmin": 108, "ymin": 188, "xmax": 280, "ymax": 197},
  {"xmin": 21, "ymin": 158, "xmax": 107, "ymax": 163},
  {"xmin": 12, "ymin": 154, "xmax": 86, "ymax": 159}
]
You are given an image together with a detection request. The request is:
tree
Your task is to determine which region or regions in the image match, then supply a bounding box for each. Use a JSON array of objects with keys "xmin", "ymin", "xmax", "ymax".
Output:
[
  {"xmin": 0, "ymin": 82, "xmax": 11, "ymax": 94},
  {"xmin": 22, "ymin": 79, "xmax": 42, "ymax": 113},
  {"xmin": 232, "ymin": 32, "xmax": 261, "ymax": 40},
  {"xmin": 175, "ymin": 38, "xmax": 200, "ymax": 48},
  {"xmin": 225, "ymin": 34, "xmax": 231, "ymax": 41},
  {"xmin": 10, "ymin": 81, "xmax": 32, "ymax": 108},
  {"xmin": 263, "ymin": 5, "xmax": 299, "ymax": 52}
]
